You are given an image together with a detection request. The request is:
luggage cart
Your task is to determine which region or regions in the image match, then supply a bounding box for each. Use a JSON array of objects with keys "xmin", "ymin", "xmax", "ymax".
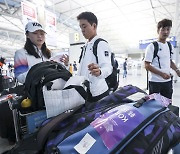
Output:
[{"xmin": 0, "ymin": 94, "xmax": 47, "ymax": 143}]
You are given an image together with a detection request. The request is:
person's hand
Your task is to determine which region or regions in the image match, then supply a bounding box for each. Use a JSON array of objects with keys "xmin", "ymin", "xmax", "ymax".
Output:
[
  {"xmin": 176, "ymin": 69, "xmax": 180, "ymax": 77},
  {"xmin": 88, "ymin": 63, "xmax": 101, "ymax": 77},
  {"xmin": 160, "ymin": 72, "xmax": 171, "ymax": 79},
  {"xmin": 60, "ymin": 54, "xmax": 69, "ymax": 66}
]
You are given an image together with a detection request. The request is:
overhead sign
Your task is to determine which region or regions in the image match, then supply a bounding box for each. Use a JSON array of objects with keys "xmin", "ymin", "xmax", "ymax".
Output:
[
  {"xmin": 74, "ymin": 33, "xmax": 80, "ymax": 42},
  {"xmin": 21, "ymin": 1, "xmax": 37, "ymax": 28},
  {"xmin": 45, "ymin": 10, "xmax": 57, "ymax": 47},
  {"xmin": 139, "ymin": 36, "xmax": 177, "ymax": 49}
]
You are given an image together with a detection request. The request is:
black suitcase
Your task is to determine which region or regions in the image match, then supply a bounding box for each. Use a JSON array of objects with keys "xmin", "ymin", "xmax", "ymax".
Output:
[
  {"xmin": 168, "ymin": 104, "xmax": 179, "ymax": 116},
  {"xmin": 0, "ymin": 99, "xmax": 15, "ymax": 142}
]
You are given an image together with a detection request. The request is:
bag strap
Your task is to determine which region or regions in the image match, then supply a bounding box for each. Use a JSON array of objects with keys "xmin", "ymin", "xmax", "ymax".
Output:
[
  {"xmin": 152, "ymin": 41, "xmax": 159, "ymax": 60},
  {"xmin": 147, "ymin": 41, "xmax": 160, "ymax": 90},
  {"xmin": 167, "ymin": 41, "xmax": 172, "ymax": 58},
  {"xmin": 79, "ymin": 46, "xmax": 85, "ymax": 63},
  {"xmin": 63, "ymin": 85, "xmax": 88, "ymax": 100},
  {"xmin": 79, "ymin": 38, "xmax": 108, "ymax": 64},
  {"xmin": 152, "ymin": 41, "xmax": 161, "ymax": 68},
  {"xmin": 37, "ymin": 105, "xmax": 82, "ymax": 151},
  {"xmin": 152, "ymin": 41, "xmax": 172, "ymax": 68},
  {"xmin": 93, "ymin": 38, "xmax": 107, "ymax": 63}
]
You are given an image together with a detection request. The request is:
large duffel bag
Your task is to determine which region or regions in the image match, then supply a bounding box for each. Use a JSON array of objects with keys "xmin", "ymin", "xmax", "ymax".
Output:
[
  {"xmin": 37, "ymin": 92, "xmax": 179, "ymax": 154},
  {"xmin": 7, "ymin": 85, "xmax": 146, "ymax": 154}
]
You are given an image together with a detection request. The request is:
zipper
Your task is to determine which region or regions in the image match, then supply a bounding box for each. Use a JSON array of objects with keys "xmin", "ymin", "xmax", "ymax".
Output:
[
  {"xmin": 111, "ymin": 107, "xmax": 168, "ymax": 154},
  {"xmin": 67, "ymin": 102, "xmax": 129, "ymax": 118},
  {"xmin": 52, "ymin": 103, "xmax": 127, "ymax": 146},
  {"xmin": 145, "ymin": 113, "xmax": 179, "ymax": 154}
]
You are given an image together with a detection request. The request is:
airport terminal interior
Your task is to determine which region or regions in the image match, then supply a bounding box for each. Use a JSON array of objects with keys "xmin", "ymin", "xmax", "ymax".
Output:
[{"xmin": 0, "ymin": 0, "xmax": 180, "ymax": 153}]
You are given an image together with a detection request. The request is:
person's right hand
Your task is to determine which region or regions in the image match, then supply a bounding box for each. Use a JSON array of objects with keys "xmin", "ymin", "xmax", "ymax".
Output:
[
  {"xmin": 88, "ymin": 63, "xmax": 101, "ymax": 77},
  {"xmin": 60, "ymin": 54, "xmax": 69, "ymax": 66},
  {"xmin": 160, "ymin": 72, "xmax": 171, "ymax": 79}
]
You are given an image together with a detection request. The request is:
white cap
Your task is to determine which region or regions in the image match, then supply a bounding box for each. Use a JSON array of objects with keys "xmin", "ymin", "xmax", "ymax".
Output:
[{"xmin": 25, "ymin": 21, "xmax": 46, "ymax": 33}]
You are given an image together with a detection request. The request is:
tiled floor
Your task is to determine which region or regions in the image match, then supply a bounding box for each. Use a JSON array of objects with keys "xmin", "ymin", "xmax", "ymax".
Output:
[{"xmin": 0, "ymin": 68, "xmax": 179, "ymax": 153}]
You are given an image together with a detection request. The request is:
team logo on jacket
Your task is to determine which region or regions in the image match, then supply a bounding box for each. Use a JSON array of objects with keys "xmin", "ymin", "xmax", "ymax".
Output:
[{"xmin": 104, "ymin": 51, "xmax": 109, "ymax": 56}]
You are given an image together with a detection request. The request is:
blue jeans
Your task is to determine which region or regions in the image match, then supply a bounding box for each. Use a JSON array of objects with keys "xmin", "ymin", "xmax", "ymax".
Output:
[{"xmin": 123, "ymin": 70, "xmax": 127, "ymax": 78}]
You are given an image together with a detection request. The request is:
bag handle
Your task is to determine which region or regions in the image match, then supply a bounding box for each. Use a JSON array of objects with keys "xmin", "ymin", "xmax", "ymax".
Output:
[
  {"xmin": 37, "ymin": 105, "xmax": 82, "ymax": 151},
  {"xmin": 63, "ymin": 85, "xmax": 87, "ymax": 100}
]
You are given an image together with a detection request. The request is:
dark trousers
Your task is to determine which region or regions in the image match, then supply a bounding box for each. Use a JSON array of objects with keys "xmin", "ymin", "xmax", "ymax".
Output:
[
  {"xmin": 149, "ymin": 80, "xmax": 173, "ymax": 99},
  {"xmin": 0, "ymin": 75, "xmax": 3, "ymax": 92}
]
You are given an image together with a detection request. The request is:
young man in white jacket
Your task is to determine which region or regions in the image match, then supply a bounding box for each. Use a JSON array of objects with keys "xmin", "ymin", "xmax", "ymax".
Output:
[{"xmin": 62, "ymin": 12, "xmax": 113, "ymax": 102}]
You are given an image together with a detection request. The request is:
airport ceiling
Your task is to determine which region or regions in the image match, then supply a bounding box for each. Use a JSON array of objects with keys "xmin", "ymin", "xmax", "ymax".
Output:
[{"xmin": 0, "ymin": 0, "xmax": 180, "ymax": 57}]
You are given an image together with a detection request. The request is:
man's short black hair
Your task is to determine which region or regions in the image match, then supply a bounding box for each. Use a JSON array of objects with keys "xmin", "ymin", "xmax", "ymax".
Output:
[
  {"xmin": 77, "ymin": 11, "xmax": 98, "ymax": 26},
  {"xmin": 157, "ymin": 19, "xmax": 172, "ymax": 30}
]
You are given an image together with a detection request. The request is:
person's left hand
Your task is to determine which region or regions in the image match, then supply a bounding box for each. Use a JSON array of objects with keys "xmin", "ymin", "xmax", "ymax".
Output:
[
  {"xmin": 88, "ymin": 63, "xmax": 101, "ymax": 77},
  {"xmin": 60, "ymin": 54, "xmax": 69, "ymax": 66}
]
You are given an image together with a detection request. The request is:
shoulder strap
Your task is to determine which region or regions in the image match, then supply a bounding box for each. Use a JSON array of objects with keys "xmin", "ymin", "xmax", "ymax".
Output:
[
  {"xmin": 79, "ymin": 46, "xmax": 85, "ymax": 63},
  {"xmin": 147, "ymin": 41, "xmax": 159, "ymax": 90},
  {"xmin": 152, "ymin": 41, "xmax": 161, "ymax": 68},
  {"xmin": 152, "ymin": 41, "xmax": 159, "ymax": 60},
  {"xmin": 63, "ymin": 85, "xmax": 87, "ymax": 100},
  {"xmin": 93, "ymin": 38, "xmax": 107, "ymax": 63},
  {"xmin": 37, "ymin": 105, "xmax": 82, "ymax": 151},
  {"xmin": 167, "ymin": 41, "xmax": 172, "ymax": 58},
  {"xmin": 167, "ymin": 41, "xmax": 172, "ymax": 52}
]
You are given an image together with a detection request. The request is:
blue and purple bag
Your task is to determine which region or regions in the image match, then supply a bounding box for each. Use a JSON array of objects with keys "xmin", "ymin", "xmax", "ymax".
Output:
[{"xmin": 36, "ymin": 85, "xmax": 180, "ymax": 154}]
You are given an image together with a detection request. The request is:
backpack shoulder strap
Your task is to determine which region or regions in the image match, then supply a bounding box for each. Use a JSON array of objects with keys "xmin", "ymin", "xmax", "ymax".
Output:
[
  {"xmin": 79, "ymin": 46, "xmax": 85, "ymax": 63},
  {"xmin": 152, "ymin": 41, "xmax": 161, "ymax": 68},
  {"xmin": 93, "ymin": 38, "xmax": 107, "ymax": 63},
  {"xmin": 152, "ymin": 41, "xmax": 159, "ymax": 60},
  {"xmin": 167, "ymin": 41, "xmax": 172, "ymax": 52},
  {"xmin": 167, "ymin": 41, "xmax": 173, "ymax": 58}
]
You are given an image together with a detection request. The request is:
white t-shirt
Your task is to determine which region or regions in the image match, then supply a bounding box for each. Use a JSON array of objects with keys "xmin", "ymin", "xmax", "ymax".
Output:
[{"xmin": 144, "ymin": 42, "xmax": 173, "ymax": 82}]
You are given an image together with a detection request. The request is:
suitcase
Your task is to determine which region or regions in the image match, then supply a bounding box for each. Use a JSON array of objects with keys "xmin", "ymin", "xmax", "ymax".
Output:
[
  {"xmin": 168, "ymin": 104, "xmax": 179, "ymax": 116},
  {"xmin": 0, "ymin": 93, "xmax": 47, "ymax": 145},
  {"xmin": 0, "ymin": 96, "xmax": 15, "ymax": 142},
  {"xmin": 37, "ymin": 93, "xmax": 179, "ymax": 154},
  {"xmin": 6, "ymin": 85, "xmax": 146, "ymax": 153}
]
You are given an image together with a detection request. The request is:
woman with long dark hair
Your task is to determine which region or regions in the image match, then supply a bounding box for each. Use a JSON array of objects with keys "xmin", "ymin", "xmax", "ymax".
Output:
[{"xmin": 14, "ymin": 21, "xmax": 51, "ymax": 83}]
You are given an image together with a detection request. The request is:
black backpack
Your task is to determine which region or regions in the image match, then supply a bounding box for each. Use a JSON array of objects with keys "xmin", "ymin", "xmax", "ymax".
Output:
[
  {"xmin": 146, "ymin": 41, "xmax": 172, "ymax": 89},
  {"xmin": 25, "ymin": 61, "xmax": 72, "ymax": 111},
  {"xmin": 79, "ymin": 38, "xmax": 119, "ymax": 91},
  {"xmin": 152, "ymin": 41, "xmax": 172, "ymax": 68}
]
